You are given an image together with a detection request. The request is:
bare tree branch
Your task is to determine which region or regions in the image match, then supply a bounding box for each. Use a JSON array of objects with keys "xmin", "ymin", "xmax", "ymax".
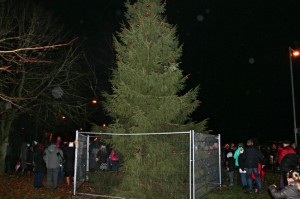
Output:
[{"xmin": 0, "ymin": 37, "xmax": 78, "ymax": 54}]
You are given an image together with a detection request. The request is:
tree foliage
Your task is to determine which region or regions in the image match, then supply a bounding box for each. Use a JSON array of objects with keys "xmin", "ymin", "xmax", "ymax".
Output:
[{"xmin": 93, "ymin": 0, "xmax": 207, "ymax": 197}]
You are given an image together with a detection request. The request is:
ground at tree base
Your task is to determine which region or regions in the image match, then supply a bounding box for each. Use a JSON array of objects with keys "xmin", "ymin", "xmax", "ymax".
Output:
[
  {"xmin": 0, "ymin": 173, "xmax": 83, "ymax": 199},
  {"xmin": 0, "ymin": 169, "xmax": 280, "ymax": 199}
]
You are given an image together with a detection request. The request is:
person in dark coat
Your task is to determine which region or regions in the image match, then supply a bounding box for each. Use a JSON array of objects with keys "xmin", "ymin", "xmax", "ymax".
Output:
[
  {"xmin": 89, "ymin": 138, "xmax": 100, "ymax": 171},
  {"xmin": 226, "ymin": 152, "xmax": 235, "ymax": 186},
  {"xmin": 64, "ymin": 142, "xmax": 75, "ymax": 186},
  {"xmin": 278, "ymin": 140, "xmax": 298, "ymax": 188},
  {"xmin": 33, "ymin": 143, "xmax": 46, "ymax": 188},
  {"xmin": 241, "ymin": 138, "xmax": 265, "ymax": 194},
  {"xmin": 237, "ymin": 148, "xmax": 247, "ymax": 189},
  {"xmin": 96, "ymin": 145, "xmax": 109, "ymax": 170}
]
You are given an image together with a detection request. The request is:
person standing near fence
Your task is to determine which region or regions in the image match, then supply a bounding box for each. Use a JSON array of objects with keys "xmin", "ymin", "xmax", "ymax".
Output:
[
  {"xmin": 64, "ymin": 142, "xmax": 75, "ymax": 186},
  {"xmin": 43, "ymin": 141, "xmax": 64, "ymax": 189},
  {"xmin": 109, "ymin": 149, "xmax": 120, "ymax": 171},
  {"xmin": 242, "ymin": 138, "xmax": 265, "ymax": 194},
  {"xmin": 226, "ymin": 152, "xmax": 235, "ymax": 186},
  {"xmin": 96, "ymin": 144, "xmax": 109, "ymax": 170}
]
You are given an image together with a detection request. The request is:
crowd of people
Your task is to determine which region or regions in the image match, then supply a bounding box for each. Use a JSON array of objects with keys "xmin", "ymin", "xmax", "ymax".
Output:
[
  {"xmin": 4, "ymin": 136, "xmax": 75, "ymax": 190},
  {"xmin": 89, "ymin": 137, "xmax": 120, "ymax": 172},
  {"xmin": 223, "ymin": 138, "xmax": 300, "ymax": 198},
  {"xmin": 7, "ymin": 134, "xmax": 300, "ymax": 197},
  {"xmin": 4, "ymin": 136, "xmax": 120, "ymax": 190}
]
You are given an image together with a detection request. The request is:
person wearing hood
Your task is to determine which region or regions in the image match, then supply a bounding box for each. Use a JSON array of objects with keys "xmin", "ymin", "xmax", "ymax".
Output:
[
  {"xmin": 109, "ymin": 149, "xmax": 120, "ymax": 171},
  {"xmin": 234, "ymin": 143, "xmax": 247, "ymax": 189},
  {"xmin": 43, "ymin": 141, "xmax": 64, "ymax": 189}
]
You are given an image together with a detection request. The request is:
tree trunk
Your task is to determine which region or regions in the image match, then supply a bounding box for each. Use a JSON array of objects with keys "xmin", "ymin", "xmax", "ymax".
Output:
[{"xmin": 0, "ymin": 116, "xmax": 13, "ymax": 173}]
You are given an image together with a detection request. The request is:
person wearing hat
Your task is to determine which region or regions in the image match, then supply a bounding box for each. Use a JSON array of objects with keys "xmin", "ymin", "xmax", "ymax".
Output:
[{"xmin": 278, "ymin": 140, "xmax": 298, "ymax": 188}]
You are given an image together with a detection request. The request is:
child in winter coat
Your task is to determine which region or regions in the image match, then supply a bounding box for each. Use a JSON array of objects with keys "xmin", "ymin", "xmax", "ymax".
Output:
[{"xmin": 226, "ymin": 152, "xmax": 235, "ymax": 186}]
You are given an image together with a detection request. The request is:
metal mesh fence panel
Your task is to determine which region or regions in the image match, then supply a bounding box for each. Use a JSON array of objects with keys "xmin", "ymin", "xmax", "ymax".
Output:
[
  {"xmin": 73, "ymin": 131, "xmax": 221, "ymax": 198},
  {"xmin": 73, "ymin": 132, "xmax": 88, "ymax": 194},
  {"xmin": 194, "ymin": 133, "xmax": 220, "ymax": 198}
]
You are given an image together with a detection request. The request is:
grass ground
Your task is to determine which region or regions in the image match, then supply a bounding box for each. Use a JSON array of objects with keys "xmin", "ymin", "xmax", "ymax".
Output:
[
  {"xmin": 202, "ymin": 169, "xmax": 280, "ymax": 199},
  {"xmin": 79, "ymin": 168, "xmax": 280, "ymax": 198},
  {"xmin": 0, "ymin": 167, "xmax": 278, "ymax": 198}
]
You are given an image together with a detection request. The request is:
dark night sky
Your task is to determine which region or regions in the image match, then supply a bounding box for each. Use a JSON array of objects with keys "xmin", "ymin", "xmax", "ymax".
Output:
[{"xmin": 43, "ymin": 0, "xmax": 300, "ymax": 143}]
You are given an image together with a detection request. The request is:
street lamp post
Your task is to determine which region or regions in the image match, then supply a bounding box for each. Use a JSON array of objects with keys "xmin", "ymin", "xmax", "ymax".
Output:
[{"xmin": 289, "ymin": 46, "xmax": 299, "ymax": 146}]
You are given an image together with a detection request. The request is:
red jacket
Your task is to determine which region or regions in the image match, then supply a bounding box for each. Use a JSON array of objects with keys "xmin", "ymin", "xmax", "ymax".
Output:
[
  {"xmin": 251, "ymin": 163, "xmax": 265, "ymax": 180},
  {"xmin": 110, "ymin": 150, "xmax": 119, "ymax": 161},
  {"xmin": 278, "ymin": 146, "xmax": 296, "ymax": 164}
]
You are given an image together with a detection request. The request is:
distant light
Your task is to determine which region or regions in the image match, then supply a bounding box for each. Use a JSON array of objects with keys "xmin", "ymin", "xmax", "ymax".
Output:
[
  {"xmin": 292, "ymin": 50, "xmax": 300, "ymax": 57},
  {"xmin": 79, "ymin": 128, "xmax": 83, "ymax": 131},
  {"xmin": 102, "ymin": 123, "xmax": 106, "ymax": 128},
  {"xmin": 248, "ymin": 57, "xmax": 255, "ymax": 64},
  {"xmin": 92, "ymin": 100, "xmax": 97, "ymax": 104},
  {"xmin": 62, "ymin": 116, "xmax": 66, "ymax": 119},
  {"xmin": 196, "ymin": 15, "xmax": 204, "ymax": 22}
]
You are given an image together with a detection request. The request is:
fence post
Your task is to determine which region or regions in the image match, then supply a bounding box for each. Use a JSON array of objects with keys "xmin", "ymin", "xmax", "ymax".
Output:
[
  {"xmin": 218, "ymin": 134, "xmax": 222, "ymax": 187},
  {"xmin": 191, "ymin": 130, "xmax": 195, "ymax": 199},
  {"xmin": 73, "ymin": 130, "xmax": 79, "ymax": 195}
]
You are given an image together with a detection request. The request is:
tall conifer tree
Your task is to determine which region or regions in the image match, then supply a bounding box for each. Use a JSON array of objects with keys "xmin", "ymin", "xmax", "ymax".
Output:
[{"xmin": 95, "ymin": 0, "xmax": 207, "ymax": 197}]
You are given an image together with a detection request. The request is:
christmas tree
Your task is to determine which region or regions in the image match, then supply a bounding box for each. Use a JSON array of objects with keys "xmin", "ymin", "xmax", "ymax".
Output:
[{"xmin": 94, "ymin": 0, "xmax": 207, "ymax": 197}]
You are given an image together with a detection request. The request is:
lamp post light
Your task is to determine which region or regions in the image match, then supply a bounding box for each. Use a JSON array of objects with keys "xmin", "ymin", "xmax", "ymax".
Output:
[{"xmin": 289, "ymin": 46, "xmax": 299, "ymax": 146}]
